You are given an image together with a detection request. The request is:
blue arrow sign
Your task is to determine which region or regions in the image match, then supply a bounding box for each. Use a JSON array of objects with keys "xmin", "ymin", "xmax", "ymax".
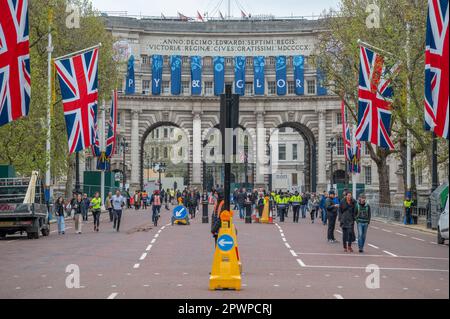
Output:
[
  {"xmin": 173, "ymin": 205, "xmax": 187, "ymax": 219},
  {"xmin": 217, "ymin": 234, "xmax": 234, "ymax": 252}
]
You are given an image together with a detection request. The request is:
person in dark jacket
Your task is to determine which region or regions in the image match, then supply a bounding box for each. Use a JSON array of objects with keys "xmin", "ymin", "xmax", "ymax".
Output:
[
  {"xmin": 237, "ymin": 188, "xmax": 247, "ymax": 219},
  {"xmin": 72, "ymin": 194, "xmax": 83, "ymax": 234},
  {"xmin": 325, "ymin": 191, "xmax": 339, "ymax": 243},
  {"xmin": 54, "ymin": 196, "xmax": 66, "ymax": 235},
  {"xmin": 211, "ymin": 189, "xmax": 225, "ymax": 246},
  {"xmin": 81, "ymin": 193, "xmax": 90, "ymax": 222},
  {"xmin": 355, "ymin": 193, "xmax": 371, "ymax": 253},
  {"xmin": 339, "ymin": 192, "xmax": 357, "ymax": 252},
  {"xmin": 187, "ymin": 190, "xmax": 198, "ymax": 219}
]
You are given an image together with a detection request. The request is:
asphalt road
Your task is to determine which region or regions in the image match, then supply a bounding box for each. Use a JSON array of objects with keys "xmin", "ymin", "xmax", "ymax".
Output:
[{"xmin": 0, "ymin": 205, "xmax": 448, "ymax": 299}]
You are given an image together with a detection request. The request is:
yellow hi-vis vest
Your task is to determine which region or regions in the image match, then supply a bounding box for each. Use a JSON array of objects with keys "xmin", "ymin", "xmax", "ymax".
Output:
[{"xmin": 404, "ymin": 200, "xmax": 412, "ymax": 208}]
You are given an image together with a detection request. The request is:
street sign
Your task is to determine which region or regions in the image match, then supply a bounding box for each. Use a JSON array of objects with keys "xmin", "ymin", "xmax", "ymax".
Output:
[
  {"xmin": 173, "ymin": 205, "xmax": 187, "ymax": 219},
  {"xmin": 217, "ymin": 234, "xmax": 234, "ymax": 252}
]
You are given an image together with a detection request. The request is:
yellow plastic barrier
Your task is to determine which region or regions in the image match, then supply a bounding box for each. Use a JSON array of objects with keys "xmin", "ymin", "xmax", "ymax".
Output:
[
  {"xmin": 260, "ymin": 196, "xmax": 270, "ymax": 223},
  {"xmin": 209, "ymin": 210, "xmax": 241, "ymax": 291}
]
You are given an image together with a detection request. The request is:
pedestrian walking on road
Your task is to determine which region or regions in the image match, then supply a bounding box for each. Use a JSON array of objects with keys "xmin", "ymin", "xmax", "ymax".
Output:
[
  {"xmin": 237, "ymin": 188, "xmax": 247, "ymax": 219},
  {"xmin": 404, "ymin": 195, "xmax": 413, "ymax": 225},
  {"xmin": 339, "ymin": 192, "xmax": 356, "ymax": 252},
  {"xmin": 320, "ymin": 191, "xmax": 328, "ymax": 225},
  {"xmin": 90, "ymin": 192, "xmax": 102, "ymax": 232},
  {"xmin": 73, "ymin": 194, "xmax": 83, "ymax": 234},
  {"xmin": 211, "ymin": 189, "xmax": 225, "ymax": 246},
  {"xmin": 355, "ymin": 194, "xmax": 371, "ymax": 253},
  {"xmin": 54, "ymin": 196, "xmax": 66, "ymax": 235},
  {"xmin": 325, "ymin": 191, "xmax": 339, "ymax": 243},
  {"xmin": 106, "ymin": 192, "xmax": 113, "ymax": 222},
  {"xmin": 111, "ymin": 190, "xmax": 126, "ymax": 232},
  {"xmin": 81, "ymin": 193, "xmax": 90, "ymax": 222},
  {"xmin": 290, "ymin": 191, "xmax": 301, "ymax": 223}
]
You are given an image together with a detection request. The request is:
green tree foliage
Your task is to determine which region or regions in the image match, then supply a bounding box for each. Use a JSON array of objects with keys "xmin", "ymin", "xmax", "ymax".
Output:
[{"xmin": 0, "ymin": 0, "xmax": 119, "ymax": 189}]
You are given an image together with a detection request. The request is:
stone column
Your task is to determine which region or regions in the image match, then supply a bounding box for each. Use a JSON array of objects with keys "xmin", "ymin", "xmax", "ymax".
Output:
[
  {"xmin": 192, "ymin": 111, "xmax": 202, "ymax": 187},
  {"xmin": 130, "ymin": 110, "xmax": 140, "ymax": 189},
  {"xmin": 255, "ymin": 111, "xmax": 266, "ymax": 188},
  {"xmin": 317, "ymin": 111, "xmax": 327, "ymax": 190}
]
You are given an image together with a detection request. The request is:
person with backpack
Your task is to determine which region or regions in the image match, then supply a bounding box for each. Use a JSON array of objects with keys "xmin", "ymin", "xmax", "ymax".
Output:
[
  {"xmin": 150, "ymin": 190, "xmax": 162, "ymax": 226},
  {"xmin": 355, "ymin": 194, "xmax": 371, "ymax": 253}
]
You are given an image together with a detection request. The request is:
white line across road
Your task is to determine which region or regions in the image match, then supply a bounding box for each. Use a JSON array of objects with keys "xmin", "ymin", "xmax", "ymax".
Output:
[
  {"xmin": 293, "ymin": 252, "xmax": 447, "ymax": 260},
  {"xmin": 299, "ymin": 264, "xmax": 448, "ymax": 272},
  {"xmin": 383, "ymin": 250, "xmax": 398, "ymax": 257},
  {"xmin": 297, "ymin": 258, "xmax": 306, "ymax": 267},
  {"xmin": 411, "ymin": 237, "xmax": 426, "ymax": 242},
  {"xmin": 396, "ymin": 233, "xmax": 407, "ymax": 237},
  {"xmin": 334, "ymin": 294, "xmax": 344, "ymax": 299},
  {"xmin": 107, "ymin": 293, "xmax": 118, "ymax": 299}
]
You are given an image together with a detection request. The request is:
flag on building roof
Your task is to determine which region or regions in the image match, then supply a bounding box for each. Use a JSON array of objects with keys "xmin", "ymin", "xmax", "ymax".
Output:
[
  {"xmin": 178, "ymin": 12, "xmax": 189, "ymax": 21},
  {"xmin": 197, "ymin": 11, "xmax": 204, "ymax": 22},
  {"xmin": 241, "ymin": 10, "xmax": 247, "ymax": 18},
  {"xmin": 424, "ymin": 0, "xmax": 449, "ymax": 140},
  {"xmin": 219, "ymin": 11, "xmax": 225, "ymax": 20},
  {"xmin": 0, "ymin": 0, "xmax": 31, "ymax": 127}
]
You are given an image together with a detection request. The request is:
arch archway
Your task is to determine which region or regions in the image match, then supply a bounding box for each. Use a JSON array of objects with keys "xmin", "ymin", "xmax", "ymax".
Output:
[
  {"xmin": 139, "ymin": 121, "xmax": 190, "ymax": 191},
  {"xmin": 269, "ymin": 122, "xmax": 317, "ymax": 192}
]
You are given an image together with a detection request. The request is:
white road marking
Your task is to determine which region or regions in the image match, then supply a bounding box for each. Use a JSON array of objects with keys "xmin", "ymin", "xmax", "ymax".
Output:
[
  {"xmin": 325, "ymin": 274, "xmax": 331, "ymax": 277},
  {"xmin": 161, "ymin": 226, "xmax": 166, "ymax": 230},
  {"xmin": 126, "ymin": 273, "xmax": 131, "ymax": 276},
  {"xmin": 143, "ymin": 284, "xmax": 150, "ymax": 287},
  {"xmin": 411, "ymin": 237, "xmax": 425, "ymax": 242},
  {"xmin": 305, "ymin": 285, "xmax": 311, "ymax": 288},
  {"xmin": 154, "ymin": 234, "xmax": 159, "ymax": 238},
  {"xmin": 154, "ymin": 273, "xmax": 160, "ymax": 275},
  {"xmin": 430, "ymin": 242, "xmax": 437, "ymax": 245},
  {"xmin": 111, "ymin": 285, "xmax": 117, "ymax": 288},
  {"xmin": 151, "ymin": 239, "xmax": 156, "ymax": 244},
  {"xmin": 353, "ymin": 275, "xmax": 360, "ymax": 278},
  {"xmin": 297, "ymin": 258, "xmax": 306, "ymax": 267},
  {"xmin": 139, "ymin": 253, "xmax": 147, "ymax": 260},
  {"xmin": 282, "ymin": 237, "xmax": 287, "ymax": 242},
  {"xmin": 301, "ymin": 265, "xmax": 448, "ymax": 272},
  {"xmin": 290, "ymin": 250, "xmax": 297, "ymax": 257},
  {"xmin": 285, "ymin": 243, "xmax": 291, "ymax": 249},
  {"xmin": 97, "ymin": 274, "xmax": 103, "ymax": 277},
  {"xmin": 337, "ymin": 286, "xmax": 343, "ymax": 289},
  {"xmin": 107, "ymin": 293, "xmax": 118, "ymax": 299},
  {"xmin": 273, "ymin": 284, "xmax": 279, "ymax": 287},
  {"xmin": 383, "ymin": 250, "xmax": 398, "ymax": 257},
  {"xmin": 269, "ymin": 273, "xmax": 274, "ymax": 276},
  {"xmin": 158, "ymin": 230, "xmax": 162, "ymax": 234},
  {"xmin": 47, "ymin": 286, "xmax": 52, "ymax": 289},
  {"xmin": 396, "ymin": 233, "xmax": 407, "ymax": 237},
  {"xmin": 280, "ymin": 233, "xmax": 285, "ymax": 237},
  {"xmin": 133, "ymin": 264, "xmax": 140, "ymax": 269},
  {"xmin": 296, "ymin": 273, "xmax": 302, "ymax": 276},
  {"xmin": 41, "ymin": 275, "xmax": 47, "ymax": 278},
  {"xmin": 368, "ymin": 244, "xmax": 379, "ymax": 249},
  {"xmin": 334, "ymin": 294, "xmax": 344, "ymax": 299},
  {"xmin": 177, "ymin": 284, "xmax": 183, "ymax": 287},
  {"xmin": 435, "ymin": 289, "xmax": 441, "ymax": 292},
  {"xmin": 15, "ymin": 287, "xmax": 21, "ymax": 290},
  {"xmin": 403, "ymin": 288, "xmax": 408, "ymax": 290},
  {"xmin": 382, "ymin": 229, "xmax": 392, "ymax": 233},
  {"xmin": 371, "ymin": 226, "xmax": 379, "ymax": 230},
  {"xmin": 183, "ymin": 272, "xmax": 188, "ymax": 275},
  {"xmin": 146, "ymin": 245, "xmax": 152, "ymax": 251}
]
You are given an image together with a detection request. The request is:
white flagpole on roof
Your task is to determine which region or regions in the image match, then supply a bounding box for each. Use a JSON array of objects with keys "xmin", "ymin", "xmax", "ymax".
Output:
[{"xmin": 54, "ymin": 43, "xmax": 102, "ymax": 61}]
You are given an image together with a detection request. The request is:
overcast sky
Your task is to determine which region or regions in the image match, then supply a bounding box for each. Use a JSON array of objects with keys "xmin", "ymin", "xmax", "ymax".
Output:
[{"xmin": 90, "ymin": 0, "xmax": 340, "ymax": 18}]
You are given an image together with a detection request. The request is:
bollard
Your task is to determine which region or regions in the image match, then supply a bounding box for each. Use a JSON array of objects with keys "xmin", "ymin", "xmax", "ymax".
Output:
[
  {"xmin": 202, "ymin": 192, "xmax": 209, "ymax": 224},
  {"xmin": 245, "ymin": 202, "xmax": 252, "ymax": 224}
]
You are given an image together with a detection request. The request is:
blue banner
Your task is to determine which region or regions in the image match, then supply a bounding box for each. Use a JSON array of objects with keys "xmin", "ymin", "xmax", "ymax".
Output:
[
  {"xmin": 254, "ymin": 56, "xmax": 265, "ymax": 95},
  {"xmin": 276, "ymin": 56, "xmax": 287, "ymax": 96},
  {"xmin": 190, "ymin": 56, "xmax": 202, "ymax": 96},
  {"xmin": 125, "ymin": 55, "xmax": 135, "ymax": 95},
  {"xmin": 234, "ymin": 56, "xmax": 246, "ymax": 96},
  {"xmin": 170, "ymin": 55, "xmax": 182, "ymax": 95},
  {"xmin": 152, "ymin": 55, "xmax": 163, "ymax": 95},
  {"xmin": 213, "ymin": 57, "xmax": 225, "ymax": 96},
  {"xmin": 293, "ymin": 56, "xmax": 304, "ymax": 96},
  {"xmin": 317, "ymin": 61, "xmax": 327, "ymax": 96}
]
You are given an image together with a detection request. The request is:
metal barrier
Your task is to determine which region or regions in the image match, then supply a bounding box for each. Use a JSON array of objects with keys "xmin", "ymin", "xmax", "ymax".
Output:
[{"xmin": 369, "ymin": 203, "xmax": 428, "ymax": 225}]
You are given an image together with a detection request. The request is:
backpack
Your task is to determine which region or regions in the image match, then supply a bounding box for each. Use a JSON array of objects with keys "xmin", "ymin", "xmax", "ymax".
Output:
[{"xmin": 357, "ymin": 203, "xmax": 370, "ymax": 220}]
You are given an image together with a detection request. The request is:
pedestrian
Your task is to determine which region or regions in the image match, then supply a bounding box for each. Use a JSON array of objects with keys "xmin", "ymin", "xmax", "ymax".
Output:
[
  {"xmin": 111, "ymin": 190, "xmax": 126, "ymax": 232},
  {"xmin": 81, "ymin": 193, "xmax": 90, "ymax": 222},
  {"xmin": 211, "ymin": 189, "xmax": 225, "ymax": 246},
  {"xmin": 325, "ymin": 190, "xmax": 339, "ymax": 243},
  {"xmin": 142, "ymin": 190, "xmax": 148, "ymax": 209},
  {"xmin": 339, "ymin": 191, "xmax": 357, "ymax": 252},
  {"xmin": 257, "ymin": 192, "xmax": 266, "ymax": 222},
  {"xmin": 73, "ymin": 193, "xmax": 83, "ymax": 234},
  {"xmin": 290, "ymin": 191, "xmax": 301, "ymax": 223},
  {"xmin": 106, "ymin": 192, "xmax": 113, "ymax": 222},
  {"xmin": 150, "ymin": 190, "xmax": 162, "ymax": 226},
  {"xmin": 300, "ymin": 193, "xmax": 308, "ymax": 219},
  {"xmin": 187, "ymin": 190, "xmax": 198, "ymax": 219},
  {"xmin": 90, "ymin": 192, "xmax": 102, "ymax": 232},
  {"xmin": 404, "ymin": 195, "xmax": 413, "ymax": 225},
  {"xmin": 355, "ymin": 193, "xmax": 371, "ymax": 253},
  {"xmin": 134, "ymin": 191, "xmax": 140, "ymax": 210},
  {"xmin": 320, "ymin": 191, "xmax": 328, "ymax": 225},
  {"xmin": 126, "ymin": 189, "xmax": 131, "ymax": 209},
  {"xmin": 54, "ymin": 196, "xmax": 66, "ymax": 235},
  {"xmin": 237, "ymin": 188, "xmax": 247, "ymax": 219}
]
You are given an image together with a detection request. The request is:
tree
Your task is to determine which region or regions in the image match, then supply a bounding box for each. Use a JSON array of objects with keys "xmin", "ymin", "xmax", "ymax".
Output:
[{"xmin": 315, "ymin": 0, "xmax": 436, "ymax": 205}]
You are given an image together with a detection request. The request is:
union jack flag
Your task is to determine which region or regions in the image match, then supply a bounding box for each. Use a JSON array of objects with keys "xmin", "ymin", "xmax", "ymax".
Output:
[
  {"xmin": 355, "ymin": 45, "xmax": 399, "ymax": 150},
  {"xmin": 105, "ymin": 90, "xmax": 118, "ymax": 158},
  {"xmin": 351, "ymin": 130, "xmax": 362, "ymax": 174},
  {"xmin": 55, "ymin": 48, "xmax": 99, "ymax": 154},
  {"xmin": 0, "ymin": 0, "xmax": 30, "ymax": 127},
  {"xmin": 424, "ymin": 0, "xmax": 449, "ymax": 140},
  {"xmin": 341, "ymin": 101, "xmax": 352, "ymax": 162}
]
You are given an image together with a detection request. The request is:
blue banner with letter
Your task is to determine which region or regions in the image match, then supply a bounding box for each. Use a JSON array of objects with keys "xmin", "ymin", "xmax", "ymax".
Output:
[
  {"xmin": 254, "ymin": 56, "xmax": 265, "ymax": 95},
  {"xmin": 152, "ymin": 55, "xmax": 163, "ymax": 95},
  {"xmin": 190, "ymin": 56, "xmax": 202, "ymax": 96},
  {"xmin": 234, "ymin": 56, "xmax": 246, "ymax": 96},
  {"xmin": 213, "ymin": 57, "xmax": 225, "ymax": 96},
  {"xmin": 125, "ymin": 55, "xmax": 135, "ymax": 95},
  {"xmin": 293, "ymin": 56, "xmax": 305, "ymax": 96},
  {"xmin": 317, "ymin": 60, "xmax": 327, "ymax": 96},
  {"xmin": 170, "ymin": 55, "xmax": 182, "ymax": 95},
  {"xmin": 276, "ymin": 56, "xmax": 287, "ymax": 96}
]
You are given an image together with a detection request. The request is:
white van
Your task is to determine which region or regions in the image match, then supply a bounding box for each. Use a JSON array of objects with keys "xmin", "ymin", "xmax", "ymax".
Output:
[{"xmin": 437, "ymin": 195, "xmax": 449, "ymax": 245}]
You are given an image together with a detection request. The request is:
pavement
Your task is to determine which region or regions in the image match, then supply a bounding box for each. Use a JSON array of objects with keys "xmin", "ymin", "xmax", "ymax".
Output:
[{"xmin": 0, "ymin": 205, "xmax": 448, "ymax": 299}]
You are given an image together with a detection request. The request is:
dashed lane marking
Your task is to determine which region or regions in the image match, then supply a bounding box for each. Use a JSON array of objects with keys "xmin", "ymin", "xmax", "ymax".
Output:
[
  {"xmin": 334, "ymin": 294, "xmax": 344, "ymax": 299},
  {"xmin": 368, "ymin": 244, "xmax": 379, "ymax": 249},
  {"xmin": 297, "ymin": 258, "xmax": 306, "ymax": 267},
  {"xmin": 290, "ymin": 250, "xmax": 297, "ymax": 257},
  {"xmin": 151, "ymin": 239, "xmax": 156, "ymax": 244},
  {"xmin": 383, "ymin": 250, "xmax": 398, "ymax": 257},
  {"xmin": 282, "ymin": 237, "xmax": 286, "ymax": 242},
  {"xmin": 139, "ymin": 253, "xmax": 147, "ymax": 260},
  {"xmin": 154, "ymin": 234, "xmax": 159, "ymax": 238},
  {"xmin": 382, "ymin": 229, "xmax": 392, "ymax": 233},
  {"xmin": 146, "ymin": 245, "xmax": 152, "ymax": 251},
  {"xmin": 107, "ymin": 293, "xmax": 118, "ymax": 299},
  {"xmin": 285, "ymin": 243, "xmax": 291, "ymax": 249},
  {"xmin": 133, "ymin": 263, "xmax": 140, "ymax": 269},
  {"xmin": 396, "ymin": 233, "xmax": 407, "ymax": 237},
  {"xmin": 411, "ymin": 237, "xmax": 425, "ymax": 242}
]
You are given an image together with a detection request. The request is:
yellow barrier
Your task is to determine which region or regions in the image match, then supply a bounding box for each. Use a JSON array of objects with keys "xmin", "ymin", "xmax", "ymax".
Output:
[{"xmin": 260, "ymin": 196, "xmax": 270, "ymax": 223}]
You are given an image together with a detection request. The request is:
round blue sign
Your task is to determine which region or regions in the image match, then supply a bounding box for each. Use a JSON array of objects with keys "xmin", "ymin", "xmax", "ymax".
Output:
[
  {"xmin": 217, "ymin": 234, "xmax": 234, "ymax": 252},
  {"xmin": 173, "ymin": 205, "xmax": 187, "ymax": 219}
]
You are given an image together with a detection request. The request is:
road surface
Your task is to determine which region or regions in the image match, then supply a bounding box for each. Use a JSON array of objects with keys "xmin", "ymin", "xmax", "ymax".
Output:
[{"xmin": 0, "ymin": 206, "xmax": 448, "ymax": 299}]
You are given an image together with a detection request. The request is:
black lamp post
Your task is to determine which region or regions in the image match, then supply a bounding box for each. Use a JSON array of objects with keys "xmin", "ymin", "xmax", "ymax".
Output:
[
  {"xmin": 328, "ymin": 137, "xmax": 337, "ymax": 188},
  {"xmin": 120, "ymin": 136, "xmax": 128, "ymax": 191},
  {"xmin": 152, "ymin": 162, "xmax": 167, "ymax": 191}
]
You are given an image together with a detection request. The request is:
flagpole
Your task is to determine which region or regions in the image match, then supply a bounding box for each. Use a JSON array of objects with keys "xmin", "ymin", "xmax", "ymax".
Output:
[
  {"xmin": 405, "ymin": 23, "xmax": 412, "ymax": 195},
  {"xmin": 357, "ymin": 39, "xmax": 394, "ymax": 56},
  {"xmin": 100, "ymin": 99, "xmax": 106, "ymax": 206},
  {"xmin": 46, "ymin": 9, "xmax": 53, "ymax": 201},
  {"xmin": 54, "ymin": 43, "xmax": 102, "ymax": 61}
]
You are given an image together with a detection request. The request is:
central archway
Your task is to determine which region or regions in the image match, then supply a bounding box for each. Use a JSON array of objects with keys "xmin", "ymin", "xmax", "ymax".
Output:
[{"xmin": 270, "ymin": 122, "xmax": 317, "ymax": 193}]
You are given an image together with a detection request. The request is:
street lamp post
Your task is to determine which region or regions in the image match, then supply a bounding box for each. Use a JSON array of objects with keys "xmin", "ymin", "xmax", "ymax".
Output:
[
  {"xmin": 328, "ymin": 137, "xmax": 336, "ymax": 189},
  {"xmin": 121, "ymin": 136, "xmax": 127, "ymax": 191},
  {"xmin": 152, "ymin": 162, "xmax": 167, "ymax": 191}
]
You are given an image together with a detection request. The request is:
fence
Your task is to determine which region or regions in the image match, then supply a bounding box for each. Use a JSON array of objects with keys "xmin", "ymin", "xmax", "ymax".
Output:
[{"xmin": 369, "ymin": 202, "xmax": 430, "ymax": 227}]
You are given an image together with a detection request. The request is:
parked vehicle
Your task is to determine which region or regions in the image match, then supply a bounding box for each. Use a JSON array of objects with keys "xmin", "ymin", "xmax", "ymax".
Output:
[
  {"xmin": 437, "ymin": 195, "xmax": 449, "ymax": 245},
  {"xmin": 0, "ymin": 171, "xmax": 49, "ymax": 240}
]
